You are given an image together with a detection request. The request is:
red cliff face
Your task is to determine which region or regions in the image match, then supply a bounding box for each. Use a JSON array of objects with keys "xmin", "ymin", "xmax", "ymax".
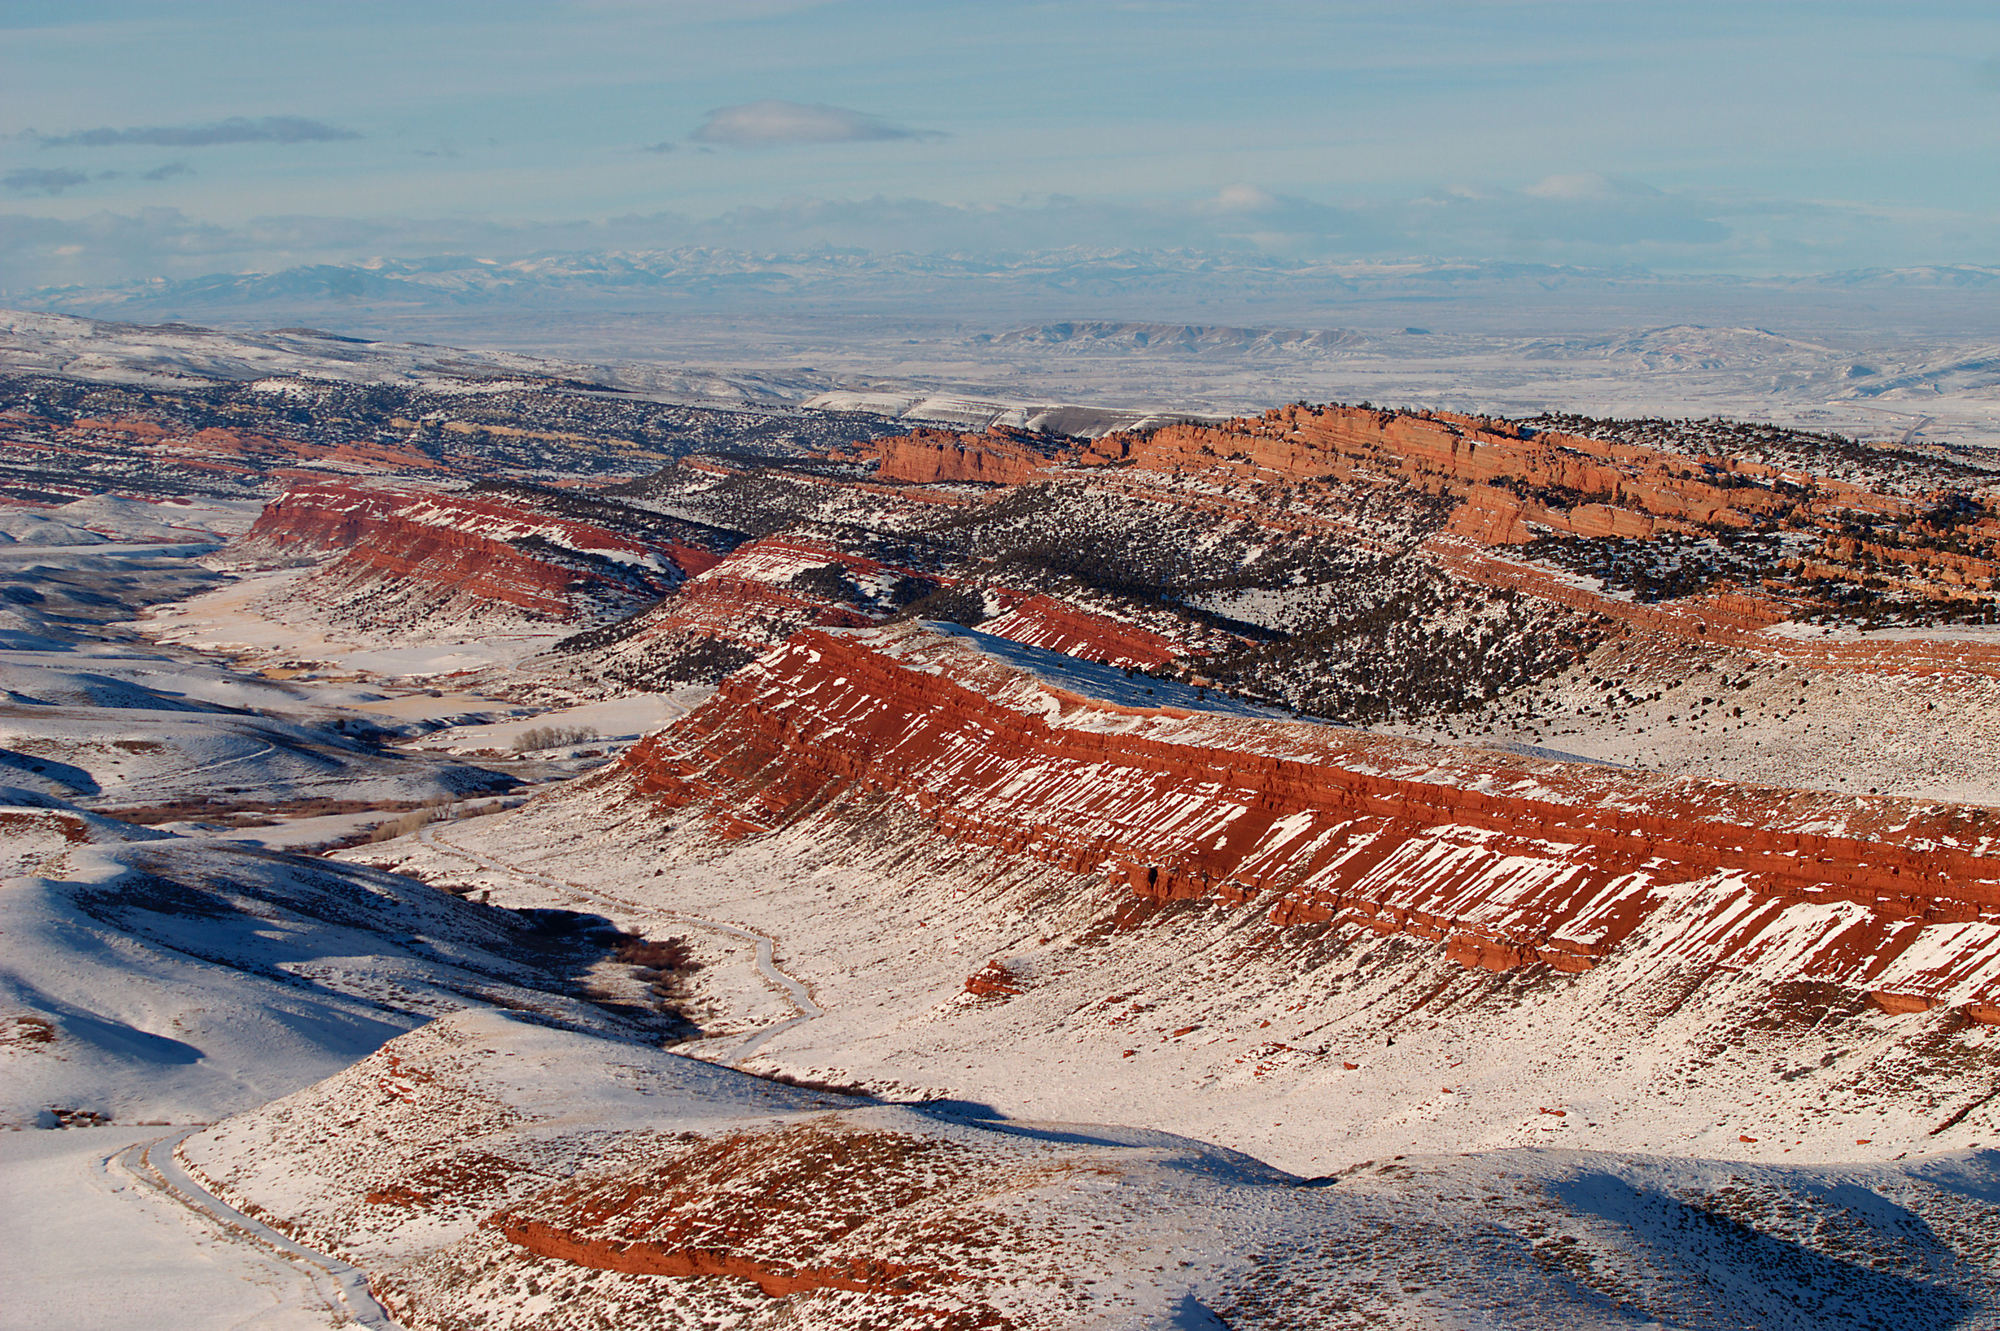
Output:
[
  {"xmin": 847, "ymin": 404, "xmax": 1996, "ymax": 671},
  {"xmin": 1085, "ymin": 405, "xmax": 1819, "ymax": 539},
  {"xmin": 865, "ymin": 429, "xmax": 1062, "ymax": 487},
  {"xmin": 978, "ymin": 593, "xmax": 1196, "ymax": 670},
  {"xmin": 612, "ymin": 624, "xmax": 2000, "ymax": 1020},
  {"xmin": 238, "ymin": 483, "xmax": 712, "ymax": 621}
]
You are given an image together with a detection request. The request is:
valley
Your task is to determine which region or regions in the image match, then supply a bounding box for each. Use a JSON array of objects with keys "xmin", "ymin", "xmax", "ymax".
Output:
[{"xmin": 3, "ymin": 315, "xmax": 1999, "ymax": 1329}]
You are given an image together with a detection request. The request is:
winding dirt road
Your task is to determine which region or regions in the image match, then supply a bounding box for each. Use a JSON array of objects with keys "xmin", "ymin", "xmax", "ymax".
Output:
[{"xmin": 111, "ymin": 1127, "xmax": 403, "ymax": 1330}]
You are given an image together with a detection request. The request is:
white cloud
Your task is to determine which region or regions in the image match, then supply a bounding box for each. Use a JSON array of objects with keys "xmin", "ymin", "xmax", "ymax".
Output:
[
  {"xmin": 1522, "ymin": 172, "xmax": 1660, "ymax": 202},
  {"xmin": 688, "ymin": 100, "xmax": 941, "ymax": 147},
  {"xmin": 36, "ymin": 117, "xmax": 360, "ymax": 148},
  {"xmin": 1208, "ymin": 184, "xmax": 1279, "ymax": 213}
]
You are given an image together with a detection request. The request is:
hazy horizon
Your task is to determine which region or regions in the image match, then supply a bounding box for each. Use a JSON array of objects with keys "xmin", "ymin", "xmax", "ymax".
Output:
[{"xmin": 4, "ymin": 2, "xmax": 1997, "ymax": 309}]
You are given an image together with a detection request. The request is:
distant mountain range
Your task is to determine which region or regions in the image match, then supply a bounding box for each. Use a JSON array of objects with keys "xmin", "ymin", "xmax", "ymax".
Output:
[{"xmin": 18, "ymin": 250, "xmax": 2000, "ymax": 327}]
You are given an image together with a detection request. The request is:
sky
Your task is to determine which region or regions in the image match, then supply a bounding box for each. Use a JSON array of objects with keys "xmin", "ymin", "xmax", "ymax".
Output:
[{"xmin": 1, "ymin": 1, "xmax": 1997, "ymax": 296}]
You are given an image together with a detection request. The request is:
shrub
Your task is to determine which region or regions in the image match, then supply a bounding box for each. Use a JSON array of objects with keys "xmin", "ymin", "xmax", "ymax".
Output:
[{"xmin": 511, "ymin": 725, "xmax": 599, "ymax": 753}]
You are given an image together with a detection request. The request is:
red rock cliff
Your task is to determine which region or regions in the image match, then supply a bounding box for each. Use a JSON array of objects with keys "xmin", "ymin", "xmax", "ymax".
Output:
[
  {"xmin": 239, "ymin": 483, "xmax": 716, "ymax": 620},
  {"xmin": 612, "ymin": 624, "xmax": 2000, "ymax": 1018},
  {"xmin": 865, "ymin": 429, "xmax": 1063, "ymax": 486}
]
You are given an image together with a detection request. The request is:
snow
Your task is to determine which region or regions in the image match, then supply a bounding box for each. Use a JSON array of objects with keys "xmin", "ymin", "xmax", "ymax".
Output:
[
  {"xmin": 1393, "ymin": 633, "xmax": 2000, "ymax": 805},
  {"xmin": 0, "ymin": 1127, "xmax": 341, "ymax": 1331},
  {"xmin": 403, "ymin": 689, "xmax": 711, "ymax": 756},
  {"xmin": 0, "ymin": 496, "xmax": 262, "ymax": 549},
  {"xmin": 373, "ymin": 787, "xmax": 1989, "ymax": 1179},
  {"xmin": 0, "ymin": 625, "xmax": 500, "ymax": 813},
  {"xmin": 802, "ymin": 388, "xmax": 1197, "ymax": 438},
  {"xmin": 169, "ymin": 1009, "xmax": 2000, "ymax": 1330},
  {"xmin": 0, "ymin": 809, "xmax": 648, "ymax": 1127},
  {"xmin": 145, "ymin": 568, "xmax": 567, "ymax": 681}
]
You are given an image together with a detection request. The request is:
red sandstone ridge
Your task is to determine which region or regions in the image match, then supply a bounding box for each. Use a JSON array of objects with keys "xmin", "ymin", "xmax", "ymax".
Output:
[
  {"xmin": 487, "ymin": 1120, "xmax": 1067, "ymax": 1327},
  {"xmin": 237, "ymin": 483, "xmax": 718, "ymax": 622},
  {"xmin": 567, "ymin": 534, "xmax": 933, "ymax": 688},
  {"xmin": 979, "ymin": 593, "xmax": 1207, "ymax": 670},
  {"xmin": 611, "ymin": 623, "xmax": 2000, "ymax": 1019},
  {"xmin": 864, "ymin": 428, "xmax": 1064, "ymax": 486},
  {"xmin": 838, "ymin": 401, "xmax": 1995, "ymax": 668},
  {"xmin": 1083, "ymin": 405, "xmax": 1825, "ymax": 539}
]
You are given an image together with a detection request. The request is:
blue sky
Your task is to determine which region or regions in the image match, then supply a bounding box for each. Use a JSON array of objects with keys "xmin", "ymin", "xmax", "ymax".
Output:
[{"xmin": 2, "ymin": 1, "xmax": 1996, "ymax": 290}]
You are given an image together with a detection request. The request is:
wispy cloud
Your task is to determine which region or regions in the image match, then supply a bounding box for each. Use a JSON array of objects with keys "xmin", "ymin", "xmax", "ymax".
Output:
[
  {"xmin": 689, "ymin": 100, "xmax": 941, "ymax": 147},
  {"xmin": 36, "ymin": 116, "xmax": 359, "ymax": 148},
  {"xmin": 639, "ymin": 140, "xmax": 677, "ymax": 154},
  {"xmin": 3, "ymin": 168, "xmax": 91, "ymax": 195},
  {"xmin": 3, "ymin": 162, "xmax": 194, "ymax": 195}
]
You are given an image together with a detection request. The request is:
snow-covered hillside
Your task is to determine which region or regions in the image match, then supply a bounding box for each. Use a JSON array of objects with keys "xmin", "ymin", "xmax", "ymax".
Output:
[
  {"xmin": 175, "ymin": 1010, "xmax": 2000, "ymax": 1330},
  {"xmin": 8, "ymin": 329, "xmax": 2000, "ymax": 1328},
  {"xmin": 364, "ymin": 622, "xmax": 2000, "ymax": 1180},
  {"xmin": 0, "ymin": 805, "xmax": 651, "ymax": 1126}
]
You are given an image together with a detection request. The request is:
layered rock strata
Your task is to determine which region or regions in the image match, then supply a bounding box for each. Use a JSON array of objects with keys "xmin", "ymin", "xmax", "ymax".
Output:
[
  {"xmin": 615, "ymin": 623, "xmax": 2000, "ymax": 1019},
  {"xmin": 240, "ymin": 482, "xmax": 715, "ymax": 620}
]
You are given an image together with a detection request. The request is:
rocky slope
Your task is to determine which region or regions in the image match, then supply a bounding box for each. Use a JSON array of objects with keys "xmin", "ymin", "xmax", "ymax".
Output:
[
  {"xmin": 233, "ymin": 482, "xmax": 729, "ymax": 630},
  {"xmin": 620, "ymin": 623, "xmax": 2000, "ymax": 1004},
  {"xmin": 0, "ymin": 339, "xmax": 907, "ymax": 508},
  {"xmin": 390, "ymin": 622, "xmax": 2000, "ymax": 1178},
  {"xmin": 553, "ymin": 533, "xmax": 925, "ymax": 689},
  {"xmin": 178, "ymin": 1009, "xmax": 2000, "ymax": 1331}
]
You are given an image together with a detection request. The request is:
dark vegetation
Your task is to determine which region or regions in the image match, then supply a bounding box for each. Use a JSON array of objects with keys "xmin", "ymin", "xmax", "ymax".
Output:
[
  {"xmin": 608, "ymin": 932, "xmax": 702, "ymax": 1014},
  {"xmin": 597, "ymin": 634, "xmax": 761, "ymax": 688},
  {"xmin": 788, "ymin": 562, "xmax": 862, "ymax": 604},
  {"xmin": 1522, "ymin": 411, "xmax": 1996, "ymax": 495},
  {"xmin": 0, "ymin": 370, "xmax": 909, "ymax": 505},
  {"xmin": 1199, "ymin": 577, "xmax": 1612, "ymax": 722},
  {"xmin": 1521, "ymin": 532, "xmax": 1791, "ymax": 603}
]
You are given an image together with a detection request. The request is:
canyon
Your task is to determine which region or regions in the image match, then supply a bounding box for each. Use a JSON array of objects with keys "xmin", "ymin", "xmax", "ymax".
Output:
[{"xmin": 6, "ymin": 316, "xmax": 2000, "ymax": 1330}]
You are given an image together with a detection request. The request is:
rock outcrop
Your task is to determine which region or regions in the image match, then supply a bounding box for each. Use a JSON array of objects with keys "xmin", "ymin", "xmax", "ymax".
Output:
[
  {"xmin": 616, "ymin": 623, "xmax": 2000, "ymax": 1019},
  {"xmin": 865, "ymin": 428, "xmax": 1060, "ymax": 487},
  {"xmin": 978, "ymin": 593, "xmax": 1192, "ymax": 670},
  {"xmin": 238, "ymin": 483, "xmax": 716, "ymax": 622},
  {"xmin": 557, "ymin": 535, "xmax": 927, "ymax": 688},
  {"xmin": 1088, "ymin": 406, "xmax": 1832, "ymax": 537}
]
